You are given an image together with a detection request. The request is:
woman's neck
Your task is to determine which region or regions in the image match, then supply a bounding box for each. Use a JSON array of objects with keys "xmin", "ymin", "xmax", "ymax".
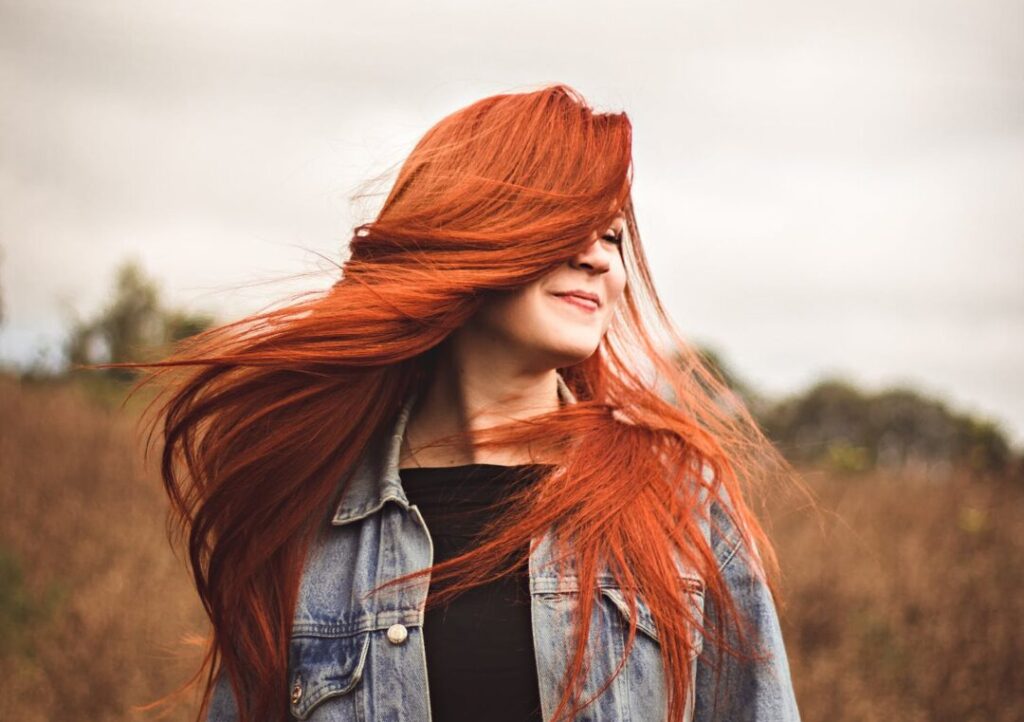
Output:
[{"xmin": 399, "ymin": 340, "xmax": 567, "ymax": 470}]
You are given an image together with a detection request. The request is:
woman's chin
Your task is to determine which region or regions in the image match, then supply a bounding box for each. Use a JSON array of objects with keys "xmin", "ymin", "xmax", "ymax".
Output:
[{"xmin": 541, "ymin": 338, "xmax": 601, "ymax": 366}]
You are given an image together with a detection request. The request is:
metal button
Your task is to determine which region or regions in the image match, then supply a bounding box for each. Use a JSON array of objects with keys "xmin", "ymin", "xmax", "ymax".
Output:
[
  {"xmin": 291, "ymin": 680, "xmax": 303, "ymax": 705},
  {"xmin": 386, "ymin": 623, "xmax": 408, "ymax": 644}
]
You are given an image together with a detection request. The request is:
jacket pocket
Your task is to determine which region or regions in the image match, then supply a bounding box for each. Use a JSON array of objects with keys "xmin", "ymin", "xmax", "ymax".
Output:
[
  {"xmin": 287, "ymin": 630, "xmax": 370, "ymax": 720},
  {"xmin": 598, "ymin": 575, "xmax": 705, "ymax": 659}
]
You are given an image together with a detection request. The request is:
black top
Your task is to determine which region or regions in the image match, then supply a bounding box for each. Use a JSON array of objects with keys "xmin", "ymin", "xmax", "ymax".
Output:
[{"xmin": 398, "ymin": 462, "xmax": 552, "ymax": 722}]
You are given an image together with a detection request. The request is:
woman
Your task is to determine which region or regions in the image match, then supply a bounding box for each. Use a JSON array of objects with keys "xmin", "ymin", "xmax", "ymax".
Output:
[{"xmin": 128, "ymin": 84, "xmax": 801, "ymax": 721}]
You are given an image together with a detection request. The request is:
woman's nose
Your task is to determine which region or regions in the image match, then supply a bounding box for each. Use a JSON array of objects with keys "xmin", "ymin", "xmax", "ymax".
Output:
[{"xmin": 569, "ymin": 236, "xmax": 613, "ymax": 274}]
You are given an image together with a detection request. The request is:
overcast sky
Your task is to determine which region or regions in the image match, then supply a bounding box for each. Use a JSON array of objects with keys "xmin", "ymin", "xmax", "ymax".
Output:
[{"xmin": 1, "ymin": 0, "xmax": 1021, "ymax": 446}]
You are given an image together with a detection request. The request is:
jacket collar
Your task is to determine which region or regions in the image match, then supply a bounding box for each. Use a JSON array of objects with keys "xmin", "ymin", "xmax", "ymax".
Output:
[{"xmin": 330, "ymin": 371, "xmax": 578, "ymax": 526}]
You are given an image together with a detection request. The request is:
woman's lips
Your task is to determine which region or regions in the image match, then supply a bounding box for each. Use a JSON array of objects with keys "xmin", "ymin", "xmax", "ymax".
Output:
[{"xmin": 553, "ymin": 293, "xmax": 599, "ymax": 312}]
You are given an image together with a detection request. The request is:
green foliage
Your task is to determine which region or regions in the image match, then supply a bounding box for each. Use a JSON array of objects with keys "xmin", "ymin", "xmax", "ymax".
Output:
[
  {"xmin": 759, "ymin": 378, "xmax": 1018, "ymax": 478},
  {"xmin": 671, "ymin": 346, "xmax": 1021, "ymax": 480},
  {"xmin": 62, "ymin": 259, "xmax": 216, "ymax": 381},
  {"xmin": 825, "ymin": 441, "xmax": 872, "ymax": 474},
  {"xmin": 164, "ymin": 307, "xmax": 218, "ymax": 343}
]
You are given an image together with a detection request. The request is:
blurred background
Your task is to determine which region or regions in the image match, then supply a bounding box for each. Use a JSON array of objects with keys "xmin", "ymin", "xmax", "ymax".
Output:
[{"xmin": 1, "ymin": 1, "xmax": 1021, "ymax": 720}]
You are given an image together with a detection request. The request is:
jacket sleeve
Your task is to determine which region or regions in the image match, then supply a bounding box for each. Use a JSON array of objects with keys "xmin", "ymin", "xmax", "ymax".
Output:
[{"xmin": 692, "ymin": 493, "xmax": 801, "ymax": 722}]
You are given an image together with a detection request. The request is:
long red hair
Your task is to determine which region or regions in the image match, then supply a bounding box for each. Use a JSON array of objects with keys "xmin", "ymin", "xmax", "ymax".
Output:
[{"xmin": 108, "ymin": 83, "xmax": 798, "ymax": 722}]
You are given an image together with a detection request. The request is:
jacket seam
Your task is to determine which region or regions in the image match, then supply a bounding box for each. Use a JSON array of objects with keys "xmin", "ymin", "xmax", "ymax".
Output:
[{"xmin": 716, "ymin": 533, "xmax": 743, "ymax": 573}]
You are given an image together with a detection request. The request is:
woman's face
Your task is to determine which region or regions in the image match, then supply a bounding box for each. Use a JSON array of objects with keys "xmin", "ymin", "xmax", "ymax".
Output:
[{"xmin": 464, "ymin": 214, "xmax": 628, "ymax": 368}]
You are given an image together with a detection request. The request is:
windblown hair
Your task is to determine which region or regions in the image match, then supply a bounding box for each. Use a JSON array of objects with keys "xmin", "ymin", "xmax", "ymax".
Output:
[{"xmin": 113, "ymin": 83, "xmax": 797, "ymax": 722}]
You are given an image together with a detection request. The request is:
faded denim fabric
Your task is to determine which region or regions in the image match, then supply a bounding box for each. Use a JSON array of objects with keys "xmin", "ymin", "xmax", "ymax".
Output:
[{"xmin": 207, "ymin": 372, "xmax": 800, "ymax": 721}]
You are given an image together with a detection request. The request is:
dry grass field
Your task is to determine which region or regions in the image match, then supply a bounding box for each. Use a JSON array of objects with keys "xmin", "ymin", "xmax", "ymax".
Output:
[
  {"xmin": 1, "ymin": 372, "xmax": 1021, "ymax": 721},
  {"xmin": 768, "ymin": 468, "xmax": 1024, "ymax": 721}
]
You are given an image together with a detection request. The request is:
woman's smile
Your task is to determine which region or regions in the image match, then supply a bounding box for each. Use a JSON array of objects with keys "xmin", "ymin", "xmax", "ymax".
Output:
[{"xmin": 551, "ymin": 292, "xmax": 600, "ymax": 313}]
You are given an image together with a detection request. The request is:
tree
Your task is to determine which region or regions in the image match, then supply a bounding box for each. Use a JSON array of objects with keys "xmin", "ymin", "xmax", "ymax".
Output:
[
  {"xmin": 760, "ymin": 378, "xmax": 1018, "ymax": 479},
  {"xmin": 64, "ymin": 259, "xmax": 216, "ymax": 381}
]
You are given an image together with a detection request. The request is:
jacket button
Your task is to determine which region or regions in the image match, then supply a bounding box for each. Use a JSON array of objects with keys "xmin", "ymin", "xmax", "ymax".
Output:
[
  {"xmin": 386, "ymin": 623, "xmax": 408, "ymax": 644},
  {"xmin": 290, "ymin": 680, "xmax": 303, "ymax": 704}
]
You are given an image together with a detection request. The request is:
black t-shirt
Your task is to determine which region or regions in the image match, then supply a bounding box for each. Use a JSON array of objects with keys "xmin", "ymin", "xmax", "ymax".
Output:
[{"xmin": 398, "ymin": 462, "xmax": 553, "ymax": 722}]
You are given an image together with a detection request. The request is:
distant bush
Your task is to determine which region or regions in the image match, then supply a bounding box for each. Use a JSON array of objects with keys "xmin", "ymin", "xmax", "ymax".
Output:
[
  {"xmin": 60, "ymin": 259, "xmax": 216, "ymax": 382},
  {"xmin": 681, "ymin": 346, "xmax": 1021, "ymax": 481},
  {"xmin": 760, "ymin": 379, "xmax": 1017, "ymax": 480}
]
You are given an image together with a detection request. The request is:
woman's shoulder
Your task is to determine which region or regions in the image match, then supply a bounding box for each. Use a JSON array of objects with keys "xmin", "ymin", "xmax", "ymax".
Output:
[{"xmin": 684, "ymin": 459, "xmax": 754, "ymax": 575}]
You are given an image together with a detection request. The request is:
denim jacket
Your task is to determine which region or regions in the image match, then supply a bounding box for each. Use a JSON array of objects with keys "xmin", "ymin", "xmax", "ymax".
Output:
[{"xmin": 207, "ymin": 372, "xmax": 800, "ymax": 721}]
